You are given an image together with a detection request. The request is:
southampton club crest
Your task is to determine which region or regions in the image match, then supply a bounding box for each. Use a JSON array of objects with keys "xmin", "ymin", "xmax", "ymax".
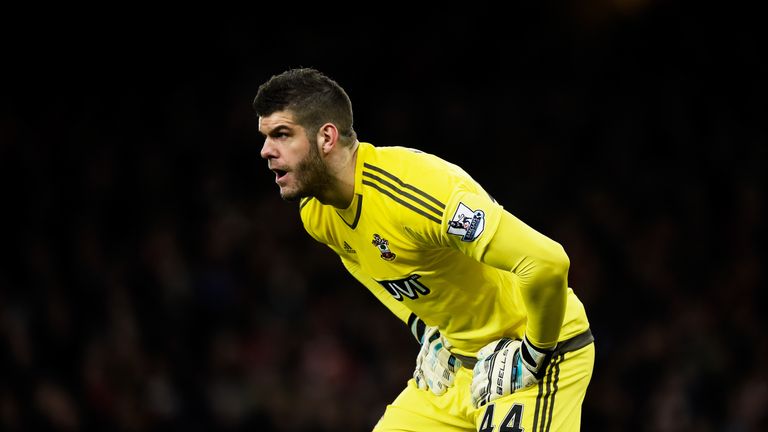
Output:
[
  {"xmin": 372, "ymin": 233, "xmax": 396, "ymax": 261},
  {"xmin": 447, "ymin": 202, "xmax": 486, "ymax": 242}
]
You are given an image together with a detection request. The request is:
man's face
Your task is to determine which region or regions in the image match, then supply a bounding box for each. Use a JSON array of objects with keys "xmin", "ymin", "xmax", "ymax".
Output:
[{"xmin": 259, "ymin": 110, "xmax": 331, "ymax": 201}]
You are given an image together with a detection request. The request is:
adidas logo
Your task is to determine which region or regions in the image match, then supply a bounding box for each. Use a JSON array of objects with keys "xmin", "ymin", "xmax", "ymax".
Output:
[{"xmin": 343, "ymin": 241, "xmax": 356, "ymax": 253}]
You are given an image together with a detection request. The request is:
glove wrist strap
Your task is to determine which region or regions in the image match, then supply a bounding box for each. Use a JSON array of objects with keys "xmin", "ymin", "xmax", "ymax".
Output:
[
  {"xmin": 522, "ymin": 335, "xmax": 553, "ymax": 379},
  {"xmin": 408, "ymin": 313, "xmax": 427, "ymax": 343}
]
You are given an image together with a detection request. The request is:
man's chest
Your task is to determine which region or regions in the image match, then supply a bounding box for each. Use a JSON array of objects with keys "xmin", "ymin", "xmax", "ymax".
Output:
[{"xmin": 329, "ymin": 219, "xmax": 440, "ymax": 278}]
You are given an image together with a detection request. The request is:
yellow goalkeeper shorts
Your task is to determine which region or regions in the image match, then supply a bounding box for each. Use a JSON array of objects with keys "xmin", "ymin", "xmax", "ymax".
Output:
[{"xmin": 374, "ymin": 335, "xmax": 594, "ymax": 432}]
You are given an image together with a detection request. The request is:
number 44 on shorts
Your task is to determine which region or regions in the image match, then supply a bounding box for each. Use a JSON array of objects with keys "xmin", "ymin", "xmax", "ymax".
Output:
[{"xmin": 478, "ymin": 403, "xmax": 523, "ymax": 432}]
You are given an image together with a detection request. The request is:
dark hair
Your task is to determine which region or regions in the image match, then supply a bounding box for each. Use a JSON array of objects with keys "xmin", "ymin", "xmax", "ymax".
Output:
[{"xmin": 253, "ymin": 68, "xmax": 356, "ymax": 144}]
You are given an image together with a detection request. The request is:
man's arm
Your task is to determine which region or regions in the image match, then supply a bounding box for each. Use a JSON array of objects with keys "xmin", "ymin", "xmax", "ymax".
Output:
[
  {"xmin": 479, "ymin": 210, "xmax": 568, "ymax": 349},
  {"xmin": 466, "ymin": 209, "xmax": 569, "ymax": 407}
]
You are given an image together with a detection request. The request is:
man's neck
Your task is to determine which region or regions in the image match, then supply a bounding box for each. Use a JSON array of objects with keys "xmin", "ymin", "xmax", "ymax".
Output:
[{"xmin": 317, "ymin": 141, "xmax": 360, "ymax": 209}]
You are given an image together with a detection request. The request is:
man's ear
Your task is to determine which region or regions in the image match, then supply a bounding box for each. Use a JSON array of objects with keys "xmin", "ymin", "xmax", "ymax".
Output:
[{"xmin": 317, "ymin": 123, "xmax": 340, "ymax": 154}]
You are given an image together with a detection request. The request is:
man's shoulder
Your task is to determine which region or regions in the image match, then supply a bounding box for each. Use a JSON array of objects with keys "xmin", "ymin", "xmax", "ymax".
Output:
[
  {"xmin": 366, "ymin": 144, "xmax": 439, "ymax": 167},
  {"xmin": 364, "ymin": 145, "xmax": 460, "ymax": 186},
  {"xmin": 359, "ymin": 145, "xmax": 459, "ymax": 228},
  {"xmin": 364, "ymin": 144, "xmax": 475, "ymax": 200}
]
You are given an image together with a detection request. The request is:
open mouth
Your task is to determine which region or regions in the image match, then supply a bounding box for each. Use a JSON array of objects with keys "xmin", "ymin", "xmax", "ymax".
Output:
[{"xmin": 273, "ymin": 169, "xmax": 287, "ymax": 181}]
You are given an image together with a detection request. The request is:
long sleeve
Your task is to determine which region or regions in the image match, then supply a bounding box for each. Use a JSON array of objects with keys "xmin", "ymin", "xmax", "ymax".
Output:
[{"xmin": 479, "ymin": 210, "xmax": 568, "ymax": 349}]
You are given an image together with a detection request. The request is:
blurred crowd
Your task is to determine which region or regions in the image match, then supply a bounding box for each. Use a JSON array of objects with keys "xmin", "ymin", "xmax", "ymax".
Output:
[{"xmin": 1, "ymin": 2, "xmax": 766, "ymax": 431}]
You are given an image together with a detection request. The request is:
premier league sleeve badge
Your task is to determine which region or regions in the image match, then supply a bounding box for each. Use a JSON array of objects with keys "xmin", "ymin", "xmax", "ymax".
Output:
[{"xmin": 447, "ymin": 202, "xmax": 485, "ymax": 242}]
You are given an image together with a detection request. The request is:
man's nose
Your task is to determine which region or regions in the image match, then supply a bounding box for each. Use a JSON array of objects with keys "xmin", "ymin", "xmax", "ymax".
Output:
[{"xmin": 260, "ymin": 138, "xmax": 275, "ymax": 159}]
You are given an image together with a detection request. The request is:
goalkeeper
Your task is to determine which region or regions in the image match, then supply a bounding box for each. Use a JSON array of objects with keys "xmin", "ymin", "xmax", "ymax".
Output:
[{"xmin": 254, "ymin": 68, "xmax": 595, "ymax": 432}]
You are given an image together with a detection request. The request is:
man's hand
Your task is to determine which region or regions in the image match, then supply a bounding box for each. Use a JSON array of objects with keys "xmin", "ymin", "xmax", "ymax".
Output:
[
  {"xmin": 411, "ymin": 320, "xmax": 462, "ymax": 396},
  {"xmin": 470, "ymin": 336, "xmax": 553, "ymax": 408}
]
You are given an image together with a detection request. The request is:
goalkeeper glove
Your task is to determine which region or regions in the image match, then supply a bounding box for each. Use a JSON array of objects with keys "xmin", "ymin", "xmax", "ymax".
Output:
[
  {"xmin": 470, "ymin": 336, "xmax": 553, "ymax": 408},
  {"xmin": 410, "ymin": 315, "xmax": 462, "ymax": 396}
]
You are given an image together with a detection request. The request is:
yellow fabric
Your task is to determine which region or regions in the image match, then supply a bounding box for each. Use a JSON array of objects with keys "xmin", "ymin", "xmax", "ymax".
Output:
[
  {"xmin": 481, "ymin": 211, "xmax": 569, "ymax": 349},
  {"xmin": 373, "ymin": 343, "xmax": 595, "ymax": 432},
  {"xmin": 299, "ymin": 142, "xmax": 589, "ymax": 356}
]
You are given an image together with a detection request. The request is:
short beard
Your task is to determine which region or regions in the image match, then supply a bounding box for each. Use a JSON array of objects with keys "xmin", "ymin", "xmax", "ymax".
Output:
[{"xmin": 280, "ymin": 136, "xmax": 333, "ymax": 202}]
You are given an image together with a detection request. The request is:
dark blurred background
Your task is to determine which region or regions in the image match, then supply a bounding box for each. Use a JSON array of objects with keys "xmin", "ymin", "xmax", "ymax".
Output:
[{"xmin": 1, "ymin": 2, "xmax": 766, "ymax": 431}]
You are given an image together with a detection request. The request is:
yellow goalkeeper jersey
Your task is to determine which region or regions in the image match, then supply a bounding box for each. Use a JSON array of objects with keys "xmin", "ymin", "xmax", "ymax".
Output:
[{"xmin": 299, "ymin": 142, "xmax": 589, "ymax": 357}]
